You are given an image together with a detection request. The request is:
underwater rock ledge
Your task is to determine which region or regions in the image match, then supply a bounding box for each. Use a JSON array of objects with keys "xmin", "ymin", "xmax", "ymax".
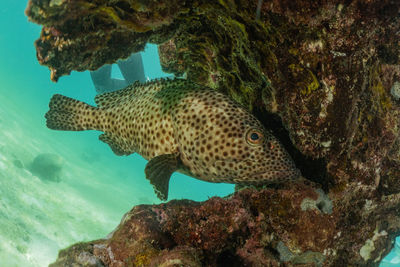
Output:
[
  {"xmin": 49, "ymin": 183, "xmax": 332, "ymax": 266},
  {"xmin": 49, "ymin": 182, "xmax": 400, "ymax": 266},
  {"xmin": 26, "ymin": 0, "xmax": 400, "ymax": 266}
]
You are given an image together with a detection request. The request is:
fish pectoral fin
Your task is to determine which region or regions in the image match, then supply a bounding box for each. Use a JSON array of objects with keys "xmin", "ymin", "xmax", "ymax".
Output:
[{"xmin": 145, "ymin": 153, "xmax": 180, "ymax": 201}]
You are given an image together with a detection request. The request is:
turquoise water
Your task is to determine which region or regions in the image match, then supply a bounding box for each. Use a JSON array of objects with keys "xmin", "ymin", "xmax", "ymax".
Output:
[
  {"xmin": 0, "ymin": 2, "xmax": 233, "ymax": 266},
  {"xmin": 381, "ymin": 237, "xmax": 400, "ymax": 267}
]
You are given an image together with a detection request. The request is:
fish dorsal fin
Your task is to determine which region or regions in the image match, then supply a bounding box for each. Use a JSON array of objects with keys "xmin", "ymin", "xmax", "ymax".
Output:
[
  {"xmin": 144, "ymin": 153, "xmax": 180, "ymax": 201},
  {"xmin": 94, "ymin": 78, "xmax": 183, "ymax": 109},
  {"xmin": 99, "ymin": 133, "xmax": 131, "ymax": 156},
  {"xmin": 94, "ymin": 82, "xmax": 140, "ymax": 109}
]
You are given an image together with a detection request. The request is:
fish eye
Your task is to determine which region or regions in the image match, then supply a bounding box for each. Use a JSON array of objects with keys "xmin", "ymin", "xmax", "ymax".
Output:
[
  {"xmin": 246, "ymin": 129, "xmax": 264, "ymax": 145},
  {"xmin": 251, "ymin": 133, "xmax": 259, "ymax": 140}
]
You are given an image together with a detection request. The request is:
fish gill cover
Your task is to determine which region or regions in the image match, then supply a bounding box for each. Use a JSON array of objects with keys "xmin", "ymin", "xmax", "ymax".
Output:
[{"xmin": 24, "ymin": 0, "xmax": 400, "ymax": 266}]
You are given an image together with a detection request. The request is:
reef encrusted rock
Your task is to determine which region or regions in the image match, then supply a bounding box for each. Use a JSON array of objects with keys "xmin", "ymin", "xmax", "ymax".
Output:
[
  {"xmin": 26, "ymin": 0, "xmax": 400, "ymax": 266},
  {"xmin": 50, "ymin": 183, "xmax": 336, "ymax": 266}
]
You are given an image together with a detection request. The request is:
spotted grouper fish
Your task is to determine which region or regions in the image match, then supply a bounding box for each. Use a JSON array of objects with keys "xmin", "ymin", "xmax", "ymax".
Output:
[{"xmin": 45, "ymin": 78, "xmax": 300, "ymax": 200}]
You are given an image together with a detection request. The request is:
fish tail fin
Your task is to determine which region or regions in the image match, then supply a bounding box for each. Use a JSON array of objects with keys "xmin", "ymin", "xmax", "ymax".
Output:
[{"xmin": 45, "ymin": 94, "xmax": 101, "ymax": 131}]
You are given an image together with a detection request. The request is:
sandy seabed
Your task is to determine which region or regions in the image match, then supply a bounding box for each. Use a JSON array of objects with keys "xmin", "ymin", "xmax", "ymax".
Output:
[{"xmin": 0, "ymin": 91, "xmax": 157, "ymax": 266}]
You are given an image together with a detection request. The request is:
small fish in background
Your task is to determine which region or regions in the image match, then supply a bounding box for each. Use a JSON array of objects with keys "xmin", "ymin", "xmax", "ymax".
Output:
[
  {"xmin": 45, "ymin": 78, "xmax": 300, "ymax": 200},
  {"xmin": 29, "ymin": 153, "xmax": 63, "ymax": 182}
]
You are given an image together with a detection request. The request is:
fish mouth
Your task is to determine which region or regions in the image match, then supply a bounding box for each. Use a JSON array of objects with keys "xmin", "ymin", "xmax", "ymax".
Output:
[{"xmin": 213, "ymin": 159, "xmax": 301, "ymax": 181}]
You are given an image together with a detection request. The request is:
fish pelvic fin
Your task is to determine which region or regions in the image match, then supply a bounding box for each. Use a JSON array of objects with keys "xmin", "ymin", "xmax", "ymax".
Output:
[
  {"xmin": 99, "ymin": 133, "xmax": 131, "ymax": 156},
  {"xmin": 45, "ymin": 94, "xmax": 101, "ymax": 131},
  {"xmin": 145, "ymin": 153, "xmax": 180, "ymax": 201}
]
